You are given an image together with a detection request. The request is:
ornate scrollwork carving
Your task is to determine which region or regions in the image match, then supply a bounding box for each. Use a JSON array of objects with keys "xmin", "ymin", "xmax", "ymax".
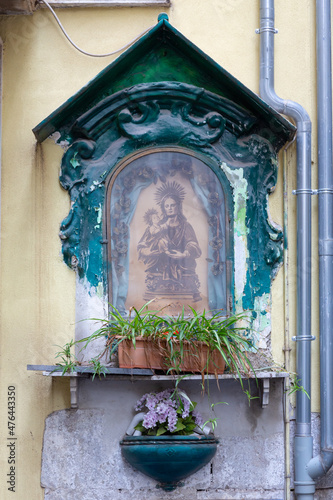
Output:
[
  {"xmin": 117, "ymin": 100, "xmax": 226, "ymax": 146},
  {"xmin": 59, "ymin": 139, "xmax": 97, "ymax": 273},
  {"xmin": 73, "ymin": 82, "xmax": 256, "ymax": 142}
]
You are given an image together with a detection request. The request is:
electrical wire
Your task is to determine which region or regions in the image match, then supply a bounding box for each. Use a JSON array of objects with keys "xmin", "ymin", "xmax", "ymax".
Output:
[{"xmin": 38, "ymin": 0, "xmax": 155, "ymax": 57}]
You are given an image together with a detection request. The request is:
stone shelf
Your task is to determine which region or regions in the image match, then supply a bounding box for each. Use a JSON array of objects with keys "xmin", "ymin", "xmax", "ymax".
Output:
[
  {"xmin": 27, "ymin": 364, "xmax": 154, "ymax": 376},
  {"xmin": 27, "ymin": 364, "xmax": 289, "ymax": 409}
]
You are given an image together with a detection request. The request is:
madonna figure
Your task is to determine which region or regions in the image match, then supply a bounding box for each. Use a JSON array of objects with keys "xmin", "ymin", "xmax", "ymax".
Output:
[{"xmin": 137, "ymin": 181, "xmax": 202, "ymax": 301}]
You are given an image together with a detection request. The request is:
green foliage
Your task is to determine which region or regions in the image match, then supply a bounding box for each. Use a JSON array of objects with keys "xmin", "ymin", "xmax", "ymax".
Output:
[
  {"xmin": 243, "ymin": 389, "xmax": 259, "ymax": 407},
  {"xmin": 288, "ymin": 375, "xmax": 310, "ymax": 399},
  {"xmin": 134, "ymin": 416, "xmax": 197, "ymax": 437},
  {"xmin": 155, "ymin": 305, "xmax": 255, "ymax": 382},
  {"xmin": 54, "ymin": 340, "xmax": 77, "ymax": 375},
  {"xmin": 90, "ymin": 358, "xmax": 108, "ymax": 381},
  {"xmin": 54, "ymin": 301, "xmax": 257, "ymax": 385},
  {"xmin": 73, "ymin": 302, "xmax": 256, "ymax": 381},
  {"xmin": 202, "ymin": 417, "xmax": 219, "ymax": 433}
]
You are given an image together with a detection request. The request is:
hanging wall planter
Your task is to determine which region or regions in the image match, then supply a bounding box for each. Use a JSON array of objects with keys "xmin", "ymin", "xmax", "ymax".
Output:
[
  {"xmin": 120, "ymin": 434, "xmax": 218, "ymax": 491},
  {"xmin": 118, "ymin": 337, "xmax": 226, "ymax": 374},
  {"xmin": 75, "ymin": 305, "xmax": 253, "ymax": 379},
  {"xmin": 52, "ymin": 303, "xmax": 253, "ymax": 379},
  {"xmin": 120, "ymin": 388, "xmax": 218, "ymax": 491}
]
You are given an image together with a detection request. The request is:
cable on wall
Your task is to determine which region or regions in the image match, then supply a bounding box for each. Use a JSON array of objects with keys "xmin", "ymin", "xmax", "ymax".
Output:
[{"xmin": 38, "ymin": 0, "xmax": 155, "ymax": 57}]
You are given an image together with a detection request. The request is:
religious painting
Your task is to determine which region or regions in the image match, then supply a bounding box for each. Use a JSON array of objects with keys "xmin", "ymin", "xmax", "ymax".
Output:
[
  {"xmin": 106, "ymin": 149, "xmax": 228, "ymax": 316},
  {"xmin": 137, "ymin": 180, "xmax": 202, "ymax": 299}
]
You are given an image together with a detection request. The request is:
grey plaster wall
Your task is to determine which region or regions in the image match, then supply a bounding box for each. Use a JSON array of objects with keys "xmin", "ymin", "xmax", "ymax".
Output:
[{"xmin": 41, "ymin": 378, "xmax": 285, "ymax": 500}]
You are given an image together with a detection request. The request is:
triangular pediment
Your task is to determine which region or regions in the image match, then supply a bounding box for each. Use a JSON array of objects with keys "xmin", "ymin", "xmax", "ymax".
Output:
[{"xmin": 33, "ymin": 14, "xmax": 295, "ymax": 147}]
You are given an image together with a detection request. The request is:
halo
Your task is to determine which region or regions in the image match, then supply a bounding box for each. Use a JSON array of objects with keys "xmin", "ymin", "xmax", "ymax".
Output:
[
  {"xmin": 155, "ymin": 181, "xmax": 186, "ymax": 206},
  {"xmin": 143, "ymin": 208, "xmax": 158, "ymax": 225}
]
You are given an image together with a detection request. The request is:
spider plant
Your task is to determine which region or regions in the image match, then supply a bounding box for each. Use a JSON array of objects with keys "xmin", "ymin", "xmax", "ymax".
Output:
[{"xmin": 58, "ymin": 302, "xmax": 256, "ymax": 383}]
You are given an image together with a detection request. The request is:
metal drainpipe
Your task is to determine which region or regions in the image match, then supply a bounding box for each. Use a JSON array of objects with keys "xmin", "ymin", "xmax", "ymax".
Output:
[
  {"xmin": 283, "ymin": 145, "xmax": 293, "ymax": 500},
  {"xmin": 307, "ymin": 0, "xmax": 333, "ymax": 481},
  {"xmin": 258, "ymin": 1, "xmax": 315, "ymax": 499}
]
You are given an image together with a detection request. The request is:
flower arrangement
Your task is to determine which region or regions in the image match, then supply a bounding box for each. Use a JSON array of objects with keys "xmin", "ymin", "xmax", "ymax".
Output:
[
  {"xmin": 81, "ymin": 303, "xmax": 255, "ymax": 377},
  {"xmin": 133, "ymin": 388, "xmax": 204, "ymax": 436},
  {"xmin": 120, "ymin": 386, "xmax": 219, "ymax": 491},
  {"xmin": 54, "ymin": 302, "xmax": 255, "ymax": 381}
]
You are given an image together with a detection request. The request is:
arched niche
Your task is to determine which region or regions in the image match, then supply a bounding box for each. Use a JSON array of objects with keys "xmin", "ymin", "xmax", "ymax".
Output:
[{"xmin": 105, "ymin": 148, "xmax": 232, "ymax": 316}]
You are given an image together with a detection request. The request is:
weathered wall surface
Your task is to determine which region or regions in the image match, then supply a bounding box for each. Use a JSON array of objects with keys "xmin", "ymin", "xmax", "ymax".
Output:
[
  {"xmin": 0, "ymin": 1, "xmax": 324, "ymax": 499},
  {"xmin": 41, "ymin": 379, "xmax": 285, "ymax": 500}
]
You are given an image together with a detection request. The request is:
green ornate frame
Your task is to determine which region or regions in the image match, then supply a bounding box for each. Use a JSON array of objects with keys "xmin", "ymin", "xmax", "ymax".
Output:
[{"xmin": 33, "ymin": 14, "xmax": 295, "ymax": 344}]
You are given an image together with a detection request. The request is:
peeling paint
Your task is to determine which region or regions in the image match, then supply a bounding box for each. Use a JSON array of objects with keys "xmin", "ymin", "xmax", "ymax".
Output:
[
  {"xmin": 222, "ymin": 164, "xmax": 249, "ymax": 312},
  {"xmin": 70, "ymin": 152, "xmax": 80, "ymax": 169},
  {"xmin": 75, "ymin": 276, "xmax": 108, "ymax": 361},
  {"xmin": 95, "ymin": 204, "xmax": 102, "ymax": 225},
  {"xmin": 90, "ymin": 180, "xmax": 102, "ymax": 192},
  {"xmin": 219, "ymin": 159, "xmax": 283, "ymax": 346},
  {"xmin": 252, "ymin": 294, "xmax": 272, "ymax": 348},
  {"xmin": 48, "ymin": 131, "xmax": 70, "ymax": 149}
]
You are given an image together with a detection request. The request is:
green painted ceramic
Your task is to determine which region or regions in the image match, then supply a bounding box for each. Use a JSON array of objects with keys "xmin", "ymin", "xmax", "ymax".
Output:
[{"xmin": 120, "ymin": 434, "xmax": 219, "ymax": 491}]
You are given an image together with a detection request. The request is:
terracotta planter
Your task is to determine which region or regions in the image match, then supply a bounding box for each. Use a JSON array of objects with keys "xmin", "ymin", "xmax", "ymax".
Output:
[{"xmin": 118, "ymin": 337, "xmax": 225, "ymax": 374}]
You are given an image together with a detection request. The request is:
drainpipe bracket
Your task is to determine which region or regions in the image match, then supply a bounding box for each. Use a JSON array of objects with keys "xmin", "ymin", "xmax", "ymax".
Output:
[
  {"xmin": 317, "ymin": 188, "xmax": 333, "ymax": 194},
  {"xmin": 255, "ymin": 27, "xmax": 279, "ymax": 34},
  {"xmin": 292, "ymin": 189, "xmax": 317, "ymax": 195},
  {"xmin": 292, "ymin": 335, "xmax": 316, "ymax": 342},
  {"xmin": 293, "ymin": 188, "xmax": 333, "ymax": 196}
]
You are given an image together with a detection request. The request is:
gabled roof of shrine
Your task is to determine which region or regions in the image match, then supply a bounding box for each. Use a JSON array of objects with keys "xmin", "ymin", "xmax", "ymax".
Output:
[{"xmin": 33, "ymin": 13, "xmax": 295, "ymax": 146}]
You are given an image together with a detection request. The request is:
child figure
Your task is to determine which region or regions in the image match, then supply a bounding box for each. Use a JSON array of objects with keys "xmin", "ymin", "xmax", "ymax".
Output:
[
  {"xmin": 144, "ymin": 209, "xmax": 162, "ymax": 236},
  {"xmin": 138, "ymin": 208, "xmax": 169, "ymax": 260}
]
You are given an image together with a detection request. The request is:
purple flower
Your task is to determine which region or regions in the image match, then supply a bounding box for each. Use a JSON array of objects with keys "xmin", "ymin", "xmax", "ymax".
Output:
[
  {"xmin": 166, "ymin": 408, "xmax": 178, "ymax": 432},
  {"xmin": 143, "ymin": 410, "xmax": 158, "ymax": 429},
  {"xmin": 146, "ymin": 393, "xmax": 158, "ymax": 411},
  {"xmin": 155, "ymin": 403, "xmax": 169, "ymax": 423},
  {"xmin": 192, "ymin": 410, "xmax": 204, "ymax": 427},
  {"xmin": 134, "ymin": 394, "xmax": 147, "ymax": 411},
  {"xmin": 134, "ymin": 388, "xmax": 204, "ymax": 435}
]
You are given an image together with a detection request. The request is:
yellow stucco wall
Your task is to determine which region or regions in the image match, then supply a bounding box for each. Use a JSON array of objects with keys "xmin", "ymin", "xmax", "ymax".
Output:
[{"xmin": 0, "ymin": 1, "xmax": 320, "ymax": 498}]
